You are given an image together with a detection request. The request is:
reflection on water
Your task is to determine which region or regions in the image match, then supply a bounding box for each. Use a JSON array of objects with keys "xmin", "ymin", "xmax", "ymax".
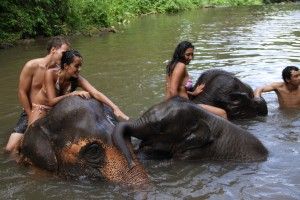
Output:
[{"xmin": 0, "ymin": 3, "xmax": 300, "ymax": 199}]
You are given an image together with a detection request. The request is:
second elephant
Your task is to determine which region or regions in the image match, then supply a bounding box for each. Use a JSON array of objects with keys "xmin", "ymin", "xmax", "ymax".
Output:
[
  {"xmin": 190, "ymin": 69, "xmax": 268, "ymax": 119},
  {"xmin": 113, "ymin": 96, "xmax": 268, "ymax": 166}
]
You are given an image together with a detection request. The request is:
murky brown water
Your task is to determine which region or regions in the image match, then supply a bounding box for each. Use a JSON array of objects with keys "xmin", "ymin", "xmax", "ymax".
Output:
[{"xmin": 0, "ymin": 3, "xmax": 299, "ymax": 199}]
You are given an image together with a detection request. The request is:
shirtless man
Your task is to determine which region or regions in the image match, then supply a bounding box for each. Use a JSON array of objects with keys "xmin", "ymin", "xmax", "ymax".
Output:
[
  {"xmin": 5, "ymin": 36, "xmax": 70, "ymax": 155},
  {"xmin": 254, "ymin": 66, "xmax": 300, "ymax": 108}
]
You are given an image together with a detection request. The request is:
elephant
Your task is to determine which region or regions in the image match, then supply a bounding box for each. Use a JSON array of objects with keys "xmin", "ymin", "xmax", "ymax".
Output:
[
  {"xmin": 112, "ymin": 96, "xmax": 268, "ymax": 166},
  {"xmin": 20, "ymin": 96, "xmax": 149, "ymax": 187},
  {"xmin": 189, "ymin": 69, "xmax": 268, "ymax": 119}
]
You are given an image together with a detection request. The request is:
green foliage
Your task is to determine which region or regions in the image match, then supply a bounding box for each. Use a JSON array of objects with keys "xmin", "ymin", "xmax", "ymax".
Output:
[
  {"xmin": 208, "ymin": 0, "xmax": 262, "ymax": 6},
  {"xmin": 1, "ymin": 0, "xmax": 71, "ymax": 44},
  {"xmin": 1, "ymin": 0, "xmax": 263, "ymax": 45}
]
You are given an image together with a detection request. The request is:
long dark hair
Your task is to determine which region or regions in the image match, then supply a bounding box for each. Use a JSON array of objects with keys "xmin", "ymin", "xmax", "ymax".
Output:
[
  {"xmin": 60, "ymin": 50, "xmax": 82, "ymax": 94},
  {"xmin": 166, "ymin": 41, "xmax": 194, "ymax": 76}
]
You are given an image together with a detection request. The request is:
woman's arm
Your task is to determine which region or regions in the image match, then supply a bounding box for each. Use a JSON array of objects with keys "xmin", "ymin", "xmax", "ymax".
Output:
[
  {"xmin": 187, "ymin": 83, "xmax": 205, "ymax": 96},
  {"xmin": 78, "ymin": 76, "xmax": 129, "ymax": 121}
]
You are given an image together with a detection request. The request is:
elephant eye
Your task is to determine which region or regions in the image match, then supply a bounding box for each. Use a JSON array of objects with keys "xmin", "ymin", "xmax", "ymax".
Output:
[{"xmin": 79, "ymin": 142, "xmax": 105, "ymax": 166}]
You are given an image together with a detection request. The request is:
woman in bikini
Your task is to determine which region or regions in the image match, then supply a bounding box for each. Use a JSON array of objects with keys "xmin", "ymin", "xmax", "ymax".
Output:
[
  {"xmin": 166, "ymin": 41, "xmax": 227, "ymax": 119},
  {"xmin": 29, "ymin": 50, "xmax": 129, "ymax": 125}
]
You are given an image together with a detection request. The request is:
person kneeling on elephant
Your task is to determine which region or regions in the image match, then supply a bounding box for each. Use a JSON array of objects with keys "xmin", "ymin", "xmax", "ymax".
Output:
[
  {"xmin": 165, "ymin": 41, "xmax": 227, "ymax": 119},
  {"xmin": 254, "ymin": 66, "xmax": 300, "ymax": 108},
  {"xmin": 29, "ymin": 50, "xmax": 129, "ymax": 124}
]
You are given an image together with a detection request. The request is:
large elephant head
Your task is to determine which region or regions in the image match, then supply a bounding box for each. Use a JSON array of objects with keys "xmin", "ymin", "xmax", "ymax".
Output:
[
  {"xmin": 190, "ymin": 69, "xmax": 268, "ymax": 119},
  {"xmin": 20, "ymin": 96, "xmax": 149, "ymax": 187},
  {"xmin": 112, "ymin": 96, "xmax": 268, "ymax": 165}
]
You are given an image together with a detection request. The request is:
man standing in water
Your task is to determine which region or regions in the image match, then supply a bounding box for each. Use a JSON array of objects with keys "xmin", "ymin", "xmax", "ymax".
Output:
[
  {"xmin": 254, "ymin": 66, "xmax": 300, "ymax": 108},
  {"xmin": 5, "ymin": 36, "xmax": 70, "ymax": 155}
]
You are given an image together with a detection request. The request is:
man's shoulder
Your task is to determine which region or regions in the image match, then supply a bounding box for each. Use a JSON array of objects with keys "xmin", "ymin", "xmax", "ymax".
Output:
[
  {"xmin": 23, "ymin": 58, "xmax": 45, "ymax": 70},
  {"xmin": 21, "ymin": 58, "xmax": 46, "ymax": 75}
]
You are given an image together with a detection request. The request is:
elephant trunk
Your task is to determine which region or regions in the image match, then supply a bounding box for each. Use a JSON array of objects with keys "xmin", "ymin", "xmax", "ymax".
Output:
[
  {"xmin": 112, "ymin": 122, "xmax": 135, "ymax": 168},
  {"xmin": 253, "ymin": 97, "xmax": 268, "ymax": 116},
  {"xmin": 101, "ymin": 144, "xmax": 150, "ymax": 187},
  {"xmin": 121, "ymin": 162, "xmax": 150, "ymax": 188}
]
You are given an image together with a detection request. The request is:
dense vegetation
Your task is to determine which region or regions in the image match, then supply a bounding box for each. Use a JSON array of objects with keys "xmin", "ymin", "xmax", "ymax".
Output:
[{"xmin": 0, "ymin": 0, "xmax": 282, "ymax": 46}]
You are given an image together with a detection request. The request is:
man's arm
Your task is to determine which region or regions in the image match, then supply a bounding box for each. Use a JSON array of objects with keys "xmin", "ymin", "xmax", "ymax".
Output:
[
  {"xmin": 18, "ymin": 62, "xmax": 34, "ymax": 115},
  {"xmin": 254, "ymin": 82, "xmax": 280, "ymax": 98}
]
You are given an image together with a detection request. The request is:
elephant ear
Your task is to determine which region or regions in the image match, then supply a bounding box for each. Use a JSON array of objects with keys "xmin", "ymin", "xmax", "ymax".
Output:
[
  {"xmin": 21, "ymin": 121, "xmax": 58, "ymax": 172},
  {"xmin": 191, "ymin": 118, "xmax": 213, "ymax": 145},
  {"xmin": 178, "ymin": 118, "xmax": 213, "ymax": 150},
  {"xmin": 175, "ymin": 118, "xmax": 214, "ymax": 159}
]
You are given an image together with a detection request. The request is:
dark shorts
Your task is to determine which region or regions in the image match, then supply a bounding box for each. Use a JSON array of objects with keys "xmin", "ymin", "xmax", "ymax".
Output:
[{"xmin": 12, "ymin": 110, "xmax": 28, "ymax": 134}]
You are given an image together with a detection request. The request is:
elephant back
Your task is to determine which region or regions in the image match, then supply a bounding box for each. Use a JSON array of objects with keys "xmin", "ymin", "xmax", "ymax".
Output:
[
  {"xmin": 46, "ymin": 96, "xmax": 118, "ymax": 146},
  {"xmin": 207, "ymin": 122, "xmax": 269, "ymax": 161},
  {"xmin": 191, "ymin": 69, "xmax": 252, "ymax": 103}
]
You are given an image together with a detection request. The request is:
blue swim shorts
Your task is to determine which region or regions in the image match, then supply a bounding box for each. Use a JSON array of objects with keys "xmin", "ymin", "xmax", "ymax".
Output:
[{"xmin": 12, "ymin": 110, "xmax": 28, "ymax": 134}]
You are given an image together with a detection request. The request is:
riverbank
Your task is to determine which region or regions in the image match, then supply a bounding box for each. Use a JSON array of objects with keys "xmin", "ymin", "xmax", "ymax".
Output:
[{"xmin": 0, "ymin": 0, "xmax": 291, "ymax": 48}]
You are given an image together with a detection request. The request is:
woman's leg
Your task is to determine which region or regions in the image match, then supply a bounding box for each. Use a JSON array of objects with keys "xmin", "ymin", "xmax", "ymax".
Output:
[{"xmin": 199, "ymin": 104, "xmax": 228, "ymax": 119}]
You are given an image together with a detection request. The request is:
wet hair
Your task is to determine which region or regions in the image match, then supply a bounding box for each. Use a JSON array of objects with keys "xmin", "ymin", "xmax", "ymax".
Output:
[
  {"xmin": 282, "ymin": 66, "xmax": 299, "ymax": 83},
  {"xmin": 60, "ymin": 50, "xmax": 82, "ymax": 94},
  {"xmin": 166, "ymin": 41, "xmax": 194, "ymax": 76},
  {"xmin": 60, "ymin": 50, "xmax": 82, "ymax": 69},
  {"xmin": 46, "ymin": 36, "xmax": 70, "ymax": 53}
]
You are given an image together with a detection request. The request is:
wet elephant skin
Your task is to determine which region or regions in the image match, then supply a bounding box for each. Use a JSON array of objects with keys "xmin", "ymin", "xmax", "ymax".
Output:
[{"xmin": 113, "ymin": 96, "xmax": 268, "ymax": 165}]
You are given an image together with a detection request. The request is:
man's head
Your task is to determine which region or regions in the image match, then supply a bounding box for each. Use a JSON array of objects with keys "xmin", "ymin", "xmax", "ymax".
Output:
[
  {"xmin": 46, "ymin": 36, "xmax": 70, "ymax": 65},
  {"xmin": 46, "ymin": 36, "xmax": 70, "ymax": 53},
  {"xmin": 282, "ymin": 66, "xmax": 300, "ymax": 85}
]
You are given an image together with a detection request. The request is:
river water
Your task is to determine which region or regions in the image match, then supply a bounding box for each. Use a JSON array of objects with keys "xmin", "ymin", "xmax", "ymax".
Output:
[{"xmin": 0, "ymin": 3, "xmax": 299, "ymax": 199}]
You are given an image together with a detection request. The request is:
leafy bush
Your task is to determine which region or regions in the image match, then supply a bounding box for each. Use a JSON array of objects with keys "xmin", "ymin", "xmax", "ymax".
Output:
[{"xmin": 1, "ymin": 0, "xmax": 263, "ymax": 45}]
